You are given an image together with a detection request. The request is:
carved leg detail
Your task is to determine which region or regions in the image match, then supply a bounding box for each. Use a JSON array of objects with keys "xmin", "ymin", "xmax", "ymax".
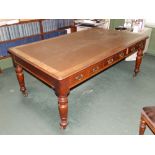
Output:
[
  {"xmin": 139, "ymin": 117, "xmax": 146, "ymax": 135},
  {"xmin": 16, "ymin": 65, "xmax": 28, "ymax": 96},
  {"xmin": 55, "ymin": 85, "xmax": 70, "ymax": 129},
  {"xmin": 58, "ymin": 95, "xmax": 68, "ymax": 129},
  {"xmin": 134, "ymin": 49, "xmax": 143, "ymax": 77}
]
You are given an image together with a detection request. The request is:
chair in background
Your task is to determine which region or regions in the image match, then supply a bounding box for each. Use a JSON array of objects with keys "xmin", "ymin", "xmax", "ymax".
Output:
[{"xmin": 139, "ymin": 106, "xmax": 155, "ymax": 135}]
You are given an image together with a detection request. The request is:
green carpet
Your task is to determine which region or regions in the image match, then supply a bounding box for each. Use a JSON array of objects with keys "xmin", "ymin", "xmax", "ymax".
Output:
[{"xmin": 0, "ymin": 54, "xmax": 154, "ymax": 134}]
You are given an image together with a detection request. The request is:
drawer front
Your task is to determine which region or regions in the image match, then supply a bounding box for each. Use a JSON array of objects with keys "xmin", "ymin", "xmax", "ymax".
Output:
[
  {"xmin": 69, "ymin": 70, "xmax": 89, "ymax": 87},
  {"xmin": 118, "ymin": 49, "xmax": 127, "ymax": 59},
  {"xmin": 69, "ymin": 62, "xmax": 103, "ymax": 87},
  {"xmin": 128, "ymin": 44, "xmax": 138, "ymax": 55},
  {"xmin": 127, "ymin": 41, "xmax": 145, "ymax": 55},
  {"xmin": 104, "ymin": 54, "xmax": 118, "ymax": 67},
  {"xmin": 88, "ymin": 61, "xmax": 103, "ymax": 76},
  {"xmin": 69, "ymin": 49, "xmax": 129, "ymax": 88}
]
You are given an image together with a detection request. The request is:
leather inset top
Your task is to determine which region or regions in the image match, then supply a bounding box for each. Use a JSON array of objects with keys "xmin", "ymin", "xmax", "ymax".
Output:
[{"xmin": 9, "ymin": 28, "xmax": 148, "ymax": 80}]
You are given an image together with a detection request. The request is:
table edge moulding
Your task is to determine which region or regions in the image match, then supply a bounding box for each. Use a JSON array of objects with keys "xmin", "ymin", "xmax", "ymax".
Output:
[{"xmin": 9, "ymin": 28, "xmax": 148, "ymax": 129}]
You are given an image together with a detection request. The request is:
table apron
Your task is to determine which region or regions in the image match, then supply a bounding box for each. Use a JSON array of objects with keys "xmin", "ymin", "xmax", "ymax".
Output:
[
  {"xmin": 67, "ymin": 39, "xmax": 146, "ymax": 89},
  {"xmin": 12, "ymin": 39, "xmax": 146, "ymax": 90},
  {"xmin": 13, "ymin": 56, "xmax": 58, "ymax": 88}
]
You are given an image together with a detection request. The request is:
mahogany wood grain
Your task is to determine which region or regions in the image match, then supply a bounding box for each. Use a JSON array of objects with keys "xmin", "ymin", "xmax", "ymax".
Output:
[
  {"xmin": 14, "ymin": 56, "xmax": 58, "ymax": 88},
  {"xmin": 15, "ymin": 65, "xmax": 28, "ymax": 96},
  {"xmin": 134, "ymin": 48, "xmax": 143, "ymax": 77},
  {"xmin": 0, "ymin": 19, "xmax": 75, "ymax": 73},
  {"xmin": 134, "ymin": 40, "xmax": 146, "ymax": 77},
  {"xmin": 139, "ymin": 116, "xmax": 147, "ymax": 135},
  {"xmin": 55, "ymin": 80, "xmax": 70, "ymax": 129},
  {"xmin": 139, "ymin": 107, "xmax": 155, "ymax": 135},
  {"xmin": 9, "ymin": 28, "xmax": 148, "ymax": 129}
]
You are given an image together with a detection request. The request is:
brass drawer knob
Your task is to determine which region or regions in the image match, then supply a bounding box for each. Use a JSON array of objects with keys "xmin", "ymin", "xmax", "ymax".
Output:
[
  {"xmin": 119, "ymin": 52, "xmax": 125, "ymax": 57},
  {"xmin": 75, "ymin": 74, "xmax": 84, "ymax": 80},
  {"xmin": 107, "ymin": 58, "xmax": 114, "ymax": 64},
  {"xmin": 131, "ymin": 47, "xmax": 136, "ymax": 52},
  {"xmin": 92, "ymin": 66, "xmax": 99, "ymax": 72}
]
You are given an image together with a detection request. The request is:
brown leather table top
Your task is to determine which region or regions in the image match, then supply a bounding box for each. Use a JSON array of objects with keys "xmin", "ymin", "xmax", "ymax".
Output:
[{"xmin": 9, "ymin": 28, "xmax": 148, "ymax": 80}]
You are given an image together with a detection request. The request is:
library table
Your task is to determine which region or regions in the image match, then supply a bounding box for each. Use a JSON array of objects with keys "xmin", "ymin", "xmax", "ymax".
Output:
[{"xmin": 9, "ymin": 28, "xmax": 148, "ymax": 129}]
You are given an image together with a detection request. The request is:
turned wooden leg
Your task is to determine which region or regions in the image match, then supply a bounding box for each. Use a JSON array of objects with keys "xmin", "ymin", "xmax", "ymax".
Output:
[
  {"xmin": 58, "ymin": 95, "xmax": 69, "ymax": 129},
  {"xmin": 55, "ymin": 86, "xmax": 70, "ymax": 129},
  {"xmin": 134, "ymin": 48, "xmax": 143, "ymax": 77},
  {"xmin": 15, "ymin": 65, "xmax": 28, "ymax": 97},
  {"xmin": 139, "ymin": 116, "xmax": 146, "ymax": 135}
]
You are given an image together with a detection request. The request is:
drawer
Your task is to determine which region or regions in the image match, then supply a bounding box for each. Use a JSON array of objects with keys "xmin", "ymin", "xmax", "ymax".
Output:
[
  {"xmin": 118, "ymin": 49, "xmax": 127, "ymax": 59},
  {"xmin": 128, "ymin": 44, "xmax": 138, "ymax": 55},
  {"xmin": 88, "ymin": 61, "xmax": 103, "ymax": 76},
  {"xmin": 128, "ymin": 41, "xmax": 145, "ymax": 55},
  {"xmin": 69, "ymin": 70, "xmax": 89, "ymax": 87},
  {"xmin": 104, "ymin": 55, "xmax": 118, "ymax": 67}
]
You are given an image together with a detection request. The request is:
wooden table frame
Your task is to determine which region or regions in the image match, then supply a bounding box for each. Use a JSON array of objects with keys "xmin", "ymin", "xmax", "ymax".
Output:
[{"xmin": 10, "ymin": 29, "xmax": 148, "ymax": 129}]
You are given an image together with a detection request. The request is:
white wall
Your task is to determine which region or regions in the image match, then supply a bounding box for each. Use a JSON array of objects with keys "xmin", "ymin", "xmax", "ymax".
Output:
[{"xmin": 145, "ymin": 19, "xmax": 155, "ymax": 28}]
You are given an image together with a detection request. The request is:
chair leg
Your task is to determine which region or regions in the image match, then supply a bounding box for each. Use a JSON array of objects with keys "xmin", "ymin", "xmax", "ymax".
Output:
[{"xmin": 139, "ymin": 116, "xmax": 146, "ymax": 135}]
